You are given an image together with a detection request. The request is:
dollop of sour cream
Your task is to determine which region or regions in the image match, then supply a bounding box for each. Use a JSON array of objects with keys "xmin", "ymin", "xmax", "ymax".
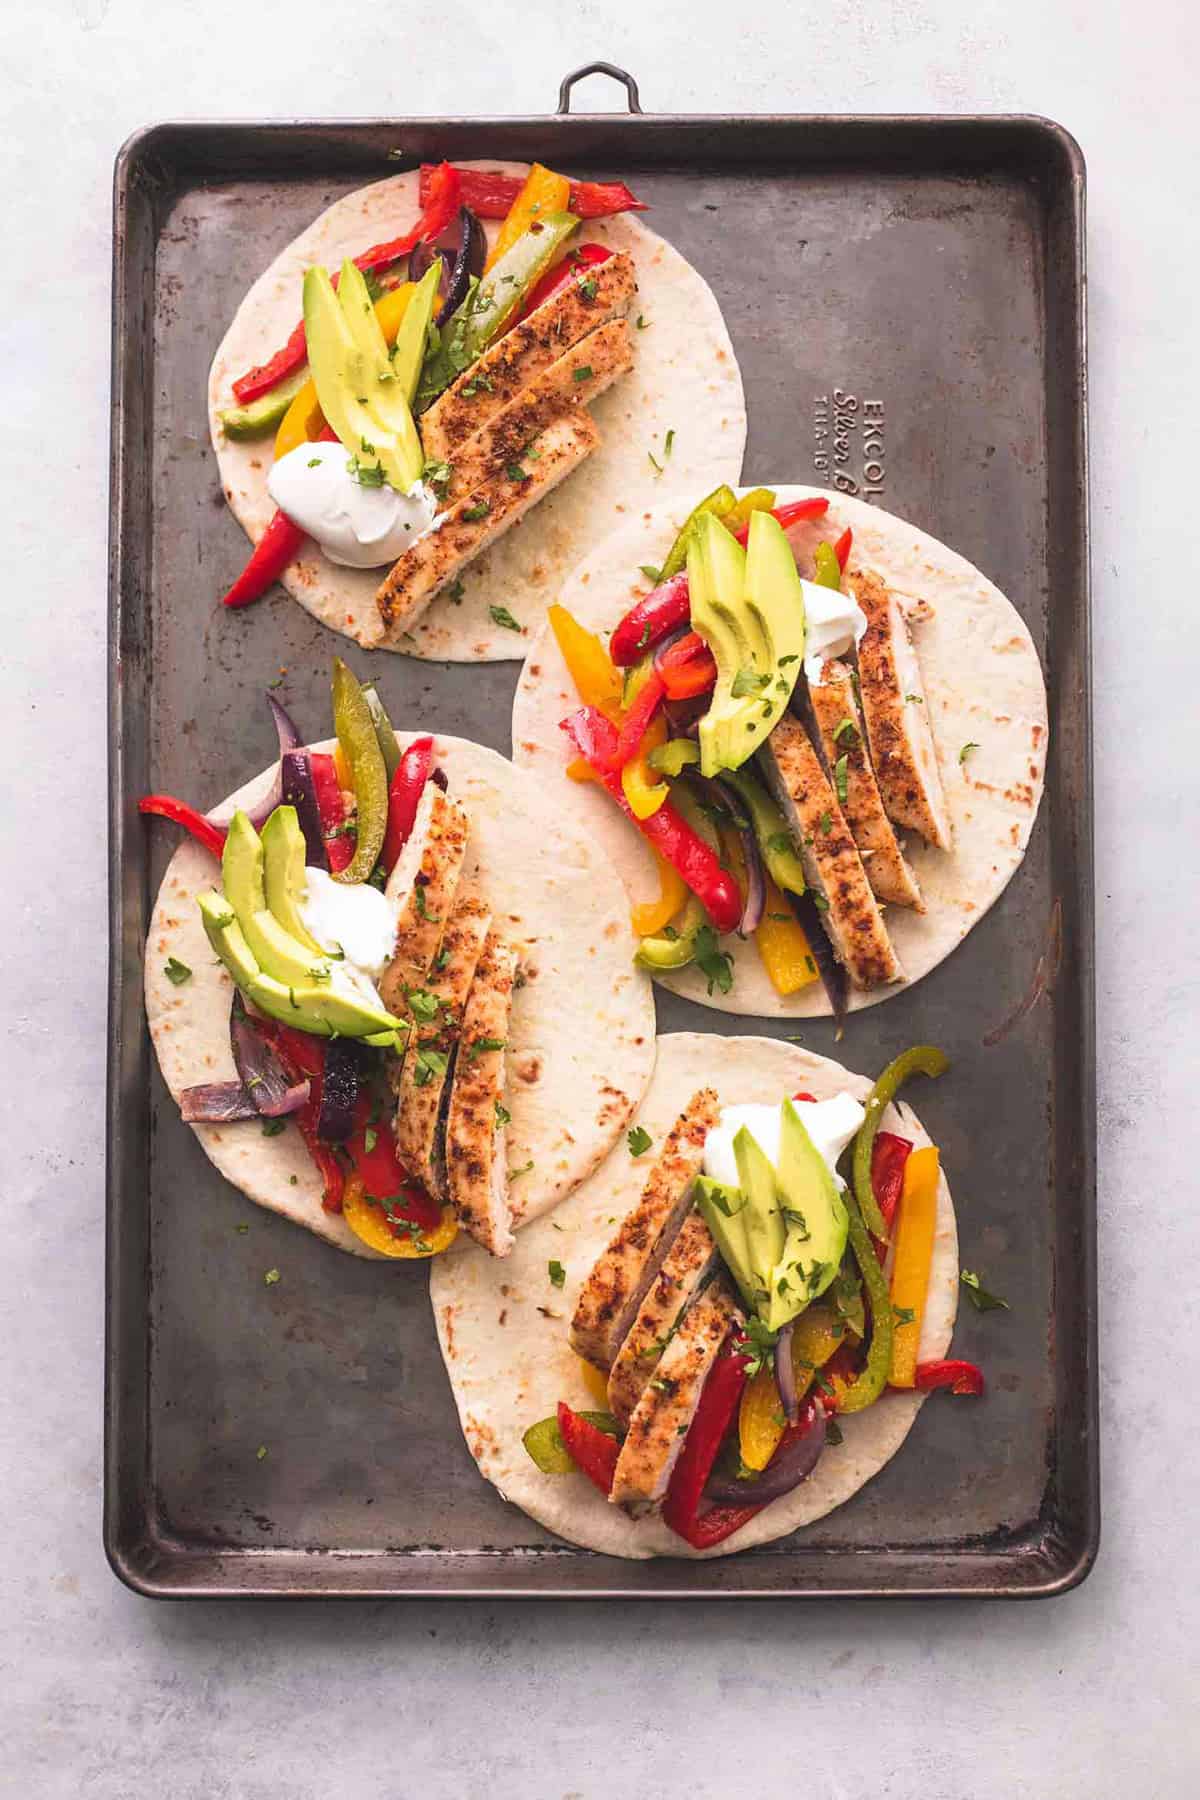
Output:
[
  {"xmin": 800, "ymin": 577, "xmax": 869, "ymax": 684},
  {"xmin": 703, "ymin": 1093, "xmax": 866, "ymax": 1190},
  {"xmin": 298, "ymin": 867, "xmax": 399, "ymax": 1009},
  {"xmin": 267, "ymin": 441, "xmax": 439, "ymax": 569}
]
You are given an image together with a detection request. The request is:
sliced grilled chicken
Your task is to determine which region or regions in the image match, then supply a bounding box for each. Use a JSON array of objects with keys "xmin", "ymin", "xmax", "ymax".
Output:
[
  {"xmin": 850, "ymin": 569, "xmax": 954, "ymax": 852},
  {"xmin": 444, "ymin": 929, "xmax": 518, "ymax": 1257},
  {"xmin": 808, "ymin": 657, "xmax": 924, "ymax": 911},
  {"xmin": 760, "ymin": 716, "xmax": 902, "ymax": 990},
  {"xmin": 369, "ymin": 409, "xmax": 600, "ymax": 645},
  {"xmin": 443, "ymin": 318, "xmax": 633, "ymax": 505},
  {"xmin": 392, "ymin": 893, "xmax": 492, "ymax": 1201},
  {"xmin": 606, "ymin": 1212, "xmax": 720, "ymax": 1426},
  {"xmin": 569, "ymin": 1088, "xmax": 719, "ymax": 1371},
  {"xmin": 609, "ymin": 1284, "xmax": 743, "ymax": 1514},
  {"xmin": 421, "ymin": 251, "xmax": 637, "ymax": 459},
  {"xmin": 380, "ymin": 785, "xmax": 470, "ymax": 1016}
]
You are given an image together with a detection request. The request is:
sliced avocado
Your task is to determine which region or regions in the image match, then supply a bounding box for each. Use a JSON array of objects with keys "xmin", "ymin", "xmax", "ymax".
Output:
[
  {"xmin": 336, "ymin": 259, "xmax": 425, "ymax": 482},
  {"xmin": 774, "ymin": 1099, "xmax": 850, "ymax": 1317},
  {"xmin": 199, "ymin": 890, "xmax": 406, "ymax": 1045},
  {"xmin": 743, "ymin": 508, "xmax": 806, "ymax": 713},
  {"xmin": 261, "ymin": 807, "xmax": 325, "ymax": 955},
  {"xmin": 219, "ymin": 366, "xmax": 310, "ymax": 440},
  {"xmin": 222, "ymin": 811, "xmax": 333, "ymax": 988},
  {"xmin": 721, "ymin": 767, "xmax": 806, "ymax": 897},
  {"xmin": 390, "ymin": 258, "xmax": 443, "ymax": 406},
  {"xmin": 733, "ymin": 1126, "xmax": 787, "ymax": 1322},
  {"xmin": 302, "ymin": 264, "xmax": 423, "ymax": 492},
  {"xmin": 694, "ymin": 1177, "xmax": 758, "ymax": 1314}
]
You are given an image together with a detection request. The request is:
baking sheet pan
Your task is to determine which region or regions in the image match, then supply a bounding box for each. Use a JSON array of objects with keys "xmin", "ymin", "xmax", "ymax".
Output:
[{"xmin": 107, "ymin": 67, "xmax": 1095, "ymax": 1596}]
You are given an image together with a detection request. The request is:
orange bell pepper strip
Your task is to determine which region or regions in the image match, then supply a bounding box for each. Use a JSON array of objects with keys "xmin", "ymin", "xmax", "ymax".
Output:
[
  {"xmin": 548, "ymin": 604, "xmax": 624, "ymax": 722},
  {"xmin": 486, "ymin": 162, "xmax": 572, "ymax": 272},
  {"xmin": 620, "ymin": 711, "xmax": 669, "ymax": 820},
  {"xmin": 630, "ymin": 848, "xmax": 688, "ymax": 937},
  {"xmin": 754, "ymin": 874, "xmax": 819, "ymax": 996},
  {"xmin": 342, "ymin": 1173, "xmax": 458, "ymax": 1258},
  {"xmin": 273, "ymin": 283, "xmax": 418, "ymax": 461},
  {"xmin": 888, "ymin": 1146, "xmax": 941, "ymax": 1388}
]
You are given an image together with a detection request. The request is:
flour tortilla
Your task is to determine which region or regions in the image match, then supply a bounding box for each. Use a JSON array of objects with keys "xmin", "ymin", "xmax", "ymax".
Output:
[
  {"xmin": 145, "ymin": 734, "xmax": 656, "ymax": 1256},
  {"xmin": 209, "ymin": 162, "xmax": 746, "ymax": 661},
  {"xmin": 511, "ymin": 485, "xmax": 1049, "ymax": 1017},
  {"xmin": 432, "ymin": 1032, "xmax": 958, "ymax": 1558}
]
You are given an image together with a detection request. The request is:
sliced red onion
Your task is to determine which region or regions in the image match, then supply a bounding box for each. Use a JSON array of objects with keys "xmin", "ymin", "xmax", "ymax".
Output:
[
  {"xmin": 786, "ymin": 889, "xmax": 848, "ymax": 1027},
  {"xmin": 317, "ymin": 1039, "xmax": 363, "ymax": 1142},
  {"xmin": 652, "ymin": 624, "xmax": 692, "ymax": 674},
  {"xmin": 713, "ymin": 777, "xmax": 765, "ymax": 934},
  {"xmin": 411, "ymin": 207, "xmax": 487, "ymax": 326},
  {"xmin": 703, "ymin": 1399, "xmax": 826, "ymax": 1506},
  {"xmin": 775, "ymin": 1322, "xmax": 799, "ymax": 1423},
  {"xmin": 230, "ymin": 993, "xmax": 312, "ymax": 1117},
  {"xmin": 180, "ymin": 1081, "xmax": 260, "ymax": 1124},
  {"xmin": 267, "ymin": 693, "xmax": 303, "ymax": 755},
  {"xmin": 663, "ymin": 698, "xmax": 704, "ymax": 740},
  {"xmin": 430, "ymin": 766, "xmax": 448, "ymax": 792},
  {"xmin": 281, "ymin": 749, "xmax": 328, "ymax": 871}
]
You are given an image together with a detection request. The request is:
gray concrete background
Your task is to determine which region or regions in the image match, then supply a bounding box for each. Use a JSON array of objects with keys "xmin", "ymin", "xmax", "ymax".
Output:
[{"xmin": 3, "ymin": 1, "xmax": 1197, "ymax": 1794}]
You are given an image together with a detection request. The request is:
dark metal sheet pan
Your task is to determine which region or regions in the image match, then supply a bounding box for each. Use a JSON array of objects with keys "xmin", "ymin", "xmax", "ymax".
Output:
[{"xmin": 107, "ymin": 66, "xmax": 1095, "ymax": 1597}]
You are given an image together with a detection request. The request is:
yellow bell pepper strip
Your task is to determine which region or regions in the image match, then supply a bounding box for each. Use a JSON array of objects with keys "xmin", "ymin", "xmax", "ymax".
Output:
[
  {"xmin": 486, "ymin": 162, "xmax": 572, "ymax": 272},
  {"xmin": 548, "ymin": 603, "xmax": 624, "ymax": 722},
  {"xmin": 630, "ymin": 848, "xmax": 688, "ymax": 938},
  {"xmin": 329, "ymin": 658, "xmax": 389, "ymax": 884},
  {"xmin": 755, "ymin": 874, "xmax": 819, "ymax": 995},
  {"xmin": 853, "ymin": 1045, "xmax": 950, "ymax": 1240},
  {"xmin": 620, "ymin": 712, "xmax": 669, "ymax": 820},
  {"xmin": 887, "ymin": 1146, "xmax": 941, "ymax": 1389},
  {"xmin": 738, "ymin": 1299, "xmax": 845, "ymax": 1470},
  {"xmin": 577, "ymin": 1356, "xmax": 612, "ymax": 1407},
  {"xmin": 272, "ymin": 281, "xmax": 419, "ymax": 461},
  {"xmin": 721, "ymin": 486, "xmax": 778, "ymax": 533},
  {"xmin": 342, "ymin": 1173, "xmax": 459, "ymax": 1258}
]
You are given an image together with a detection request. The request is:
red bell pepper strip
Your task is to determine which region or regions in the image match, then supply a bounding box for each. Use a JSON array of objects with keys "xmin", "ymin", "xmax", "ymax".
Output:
[
  {"xmin": 609, "ymin": 669, "xmax": 666, "ymax": 770},
  {"xmin": 609, "ymin": 571, "xmax": 691, "ymax": 667},
  {"xmin": 309, "ymin": 751, "xmax": 355, "ymax": 873},
  {"xmin": 221, "ymin": 510, "xmax": 307, "ymax": 610},
  {"xmin": 915, "ymin": 1360, "xmax": 985, "ymax": 1397},
  {"xmin": 662, "ymin": 1340, "xmax": 750, "ymax": 1545},
  {"xmin": 419, "ymin": 163, "xmax": 645, "ymax": 221},
  {"xmin": 382, "ymin": 735, "xmax": 433, "ymax": 872},
  {"xmin": 870, "ymin": 1130, "xmax": 913, "ymax": 1261},
  {"xmin": 518, "ymin": 243, "xmax": 613, "ymax": 322},
  {"xmin": 834, "ymin": 526, "xmax": 853, "ymax": 570},
  {"xmin": 658, "ymin": 631, "xmax": 717, "ymax": 701},
  {"xmin": 258, "ymin": 1025, "xmax": 345, "ymax": 1210},
  {"xmin": 230, "ymin": 164, "xmax": 462, "ymax": 404},
  {"xmin": 609, "ymin": 499, "xmax": 832, "ymax": 667},
  {"xmin": 561, "ymin": 708, "xmax": 742, "ymax": 934},
  {"xmin": 557, "ymin": 1402, "xmax": 620, "ymax": 1495},
  {"xmin": 138, "ymin": 793, "xmax": 227, "ymax": 858},
  {"xmin": 345, "ymin": 1091, "xmax": 442, "ymax": 1235}
]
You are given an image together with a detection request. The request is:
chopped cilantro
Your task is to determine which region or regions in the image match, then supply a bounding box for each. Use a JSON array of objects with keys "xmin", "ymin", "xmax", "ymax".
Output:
[
  {"xmin": 635, "ymin": 314, "xmax": 650, "ymax": 329},
  {"xmin": 306, "ymin": 456, "xmax": 321, "ymax": 468},
  {"xmin": 423, "ymin": 458, "xmax": 452, "ymax": 495},
  {"xmin": 572, "ymin": 364, "xmax": 594, "ymax": 383},
  {"xmin": 548, "ymin": 1260, "xmax": 566, "ymax": 1288},
  {"xmin": 346, "ymin": 455, "xmax": 388, "ymax": 488},
  {"xmin": 639, "ymin": 564, "xmax": 663, "ymax": 585},
  {"xmin": 256, "ymin": 1445, "xmax": 269, "ymax": 1460},
  {"xmin": 833, "ymin": 716, "xmax": 858, "ymax": 746},
  {"xmin": 510, "ymin": 1160, "xmax": 534, "ymax": 1180},
  {"xmin": 577, "ymin": 276, "xmax": 598, "ymax": 301},
  {"xmin": 811, "ymin": 891, "xmax": 830, "ymax": 912},
  {"xmin": 163, "ymin": 957, "xmax": 192, "ymax": 986},
  {"xmin": 260, "ymin": 1118, "xmax": 286, "ymax": 1137},
  {"xmin": 664, "ymin": 429, "xmax": 675, "ymax": 458},
  {"xmin": 648, "ymin": 450, "xmax": 663, "ymax": 476},
  {"xmin": 905, "ymin": 693, "xmax": 923, "ymax": 705},
  {"xmin": 736, "ymin": 1316, "xmax": 779, "ymax": 1379},
  {"xmin": 766, "ymin": 832, "xmax": 793, "ymax": 855},
  {"xmin": 961, "ymin": 1269, "xmax": 1009, "ymax": 1312},
  {"xmin": 263, "ymin": 1268, "xmax": 281, "ymax": 1287},
  {"xmin": 363, "ymin": 1127, "xmax": 378, "ymax": 1154},
  {"xmin": 446, "ymin": 577, "xmax": 465, "ymax": 605},
  {"xmin": 505, "ymin": 462, "xmax": 530, "ymax": 483},
  {"xmin": 462, "ymin": 499, "xmax": 491, "ymax": 522},
  {"xmin": 489, "ymin": 604, "xmax": 522, "ymax": 633},
  {"xmin": 627, "ymin": 1125, "xmax": 653, "ymax": 1157},
  {"xmin": 834, "ymin": 753, "xmax": 849, "ymax": 805},
  {"xmin": 819, "ymin": 810, "xmax": 833, "ymax": 835},
  {"xmin": 413, "ymin": 883, "xmax": 440, "ymax": 923},
  {"xmin": 495, "ymin": 1101, "xmax": 512, "ymax": 1127},
  {"xmin": 470, "ymin": 1036, "xmax": 507, "ymax": 1058},
  {"xmin": 959, "ymin": 742, "xmax": 980, "ymax": 764},
  {"xmin": 731, "ymin": 667, "xmax": 771, "ymax": 698},
  {"xmin": 405, "ymin": 987, "xmax": 441, "ymax": 1023},
  {"xmin": 412, "ymin": 1047, "xmax": 449, "ymax": 1088},
  {"xmin": 893, "ymin": 1305, "xmax": 917, "ymax": 1326},
  {"xmin": 693, "ymin": 924, "xmax": 734, "ymax": 995}
]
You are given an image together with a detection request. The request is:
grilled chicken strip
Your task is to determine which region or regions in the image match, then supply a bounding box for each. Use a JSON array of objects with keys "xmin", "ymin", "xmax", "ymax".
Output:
[
  {"xmin": 420, "ymin": 251, "xmax": 637, "ymax": 460},
  {"xmin": 760, "ymin": 716, "xmax": 902, "ymax": 990},
  {"xmin": 570, "ymin": 1089, "xmax": 720, "ymax": 1372},
  {"xmin": 369, "ymin": 409, "xmax": 600, "ymax": 645},
  {"xmin": 444, "ymin": 929, "xmax": 518, "ymax": 1257},
  {"xmin": 392, "ymin": 893, "xmax": 492, "ymax": 1201},
  {"xmin": 606, "ymin": 1212, "xmax": 720, "ymax": 1426},
  {"xmin": 609, "ymin": 1284, "xmax": 743, "ymax": 1514},
  {"xmin": 808, "ymin": 657, "xmax": 924, "ymax": 912},
  {"xmin": 851, "ymin": 569, "xmax": 954, "ymax": 852},
  {"xmin": 443, "ymin": 318, "xmax": 632, "ymax": 506},
  {"xmin": 380, "ymin": 784, "xmax": 470, "ymax": 1016}
]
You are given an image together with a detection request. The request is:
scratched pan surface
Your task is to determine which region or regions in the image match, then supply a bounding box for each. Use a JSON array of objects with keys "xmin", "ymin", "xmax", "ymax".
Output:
[{"xmin": 107, "ymin": 72, "xmax": 1095, "ymax": 1596}]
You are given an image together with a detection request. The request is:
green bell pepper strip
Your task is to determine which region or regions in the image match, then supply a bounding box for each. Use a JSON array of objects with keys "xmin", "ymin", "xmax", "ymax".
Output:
[
  {"xmin": 361, "ymin": 683, "xmax": 402, "ymax": 783},
  {"xmin": 658, "ymin": 484, "xmax": 739, "ymax": 582},
  {"xmin": 829, "ymin": 1189, "xmax": 894, "ymax": 1414},
  {"xmin": 852, "ymin": 1045, "xmax": 950, "ymax": 1239},
  {"xmin": 432, "ymin": 211, "xmax": 580, "ymax": 397},
  {"xmin": 330, "ymin": 658, "xmax": 390, "ymax": 885},
  {"xmin": 634, "ymin": 781, "xmax": 720, "ymax": 970},
  {"xmin": 523, "ymin": 1409, "xmax": 620, "ymax": 1474},
  {"xmin": 720, "ymin": 486, "xmax": 778, "ymax": 532},
  {"xmin": 647, "ymin": 738, "xmax": 701, "ymax": 777},
  {"xmin": 812, "ymin": 539, "xmax": 842, "ymax": 590},
  {"xmin": 721, "ymin": 766, "xmax": 807, "ymax": 897}
]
